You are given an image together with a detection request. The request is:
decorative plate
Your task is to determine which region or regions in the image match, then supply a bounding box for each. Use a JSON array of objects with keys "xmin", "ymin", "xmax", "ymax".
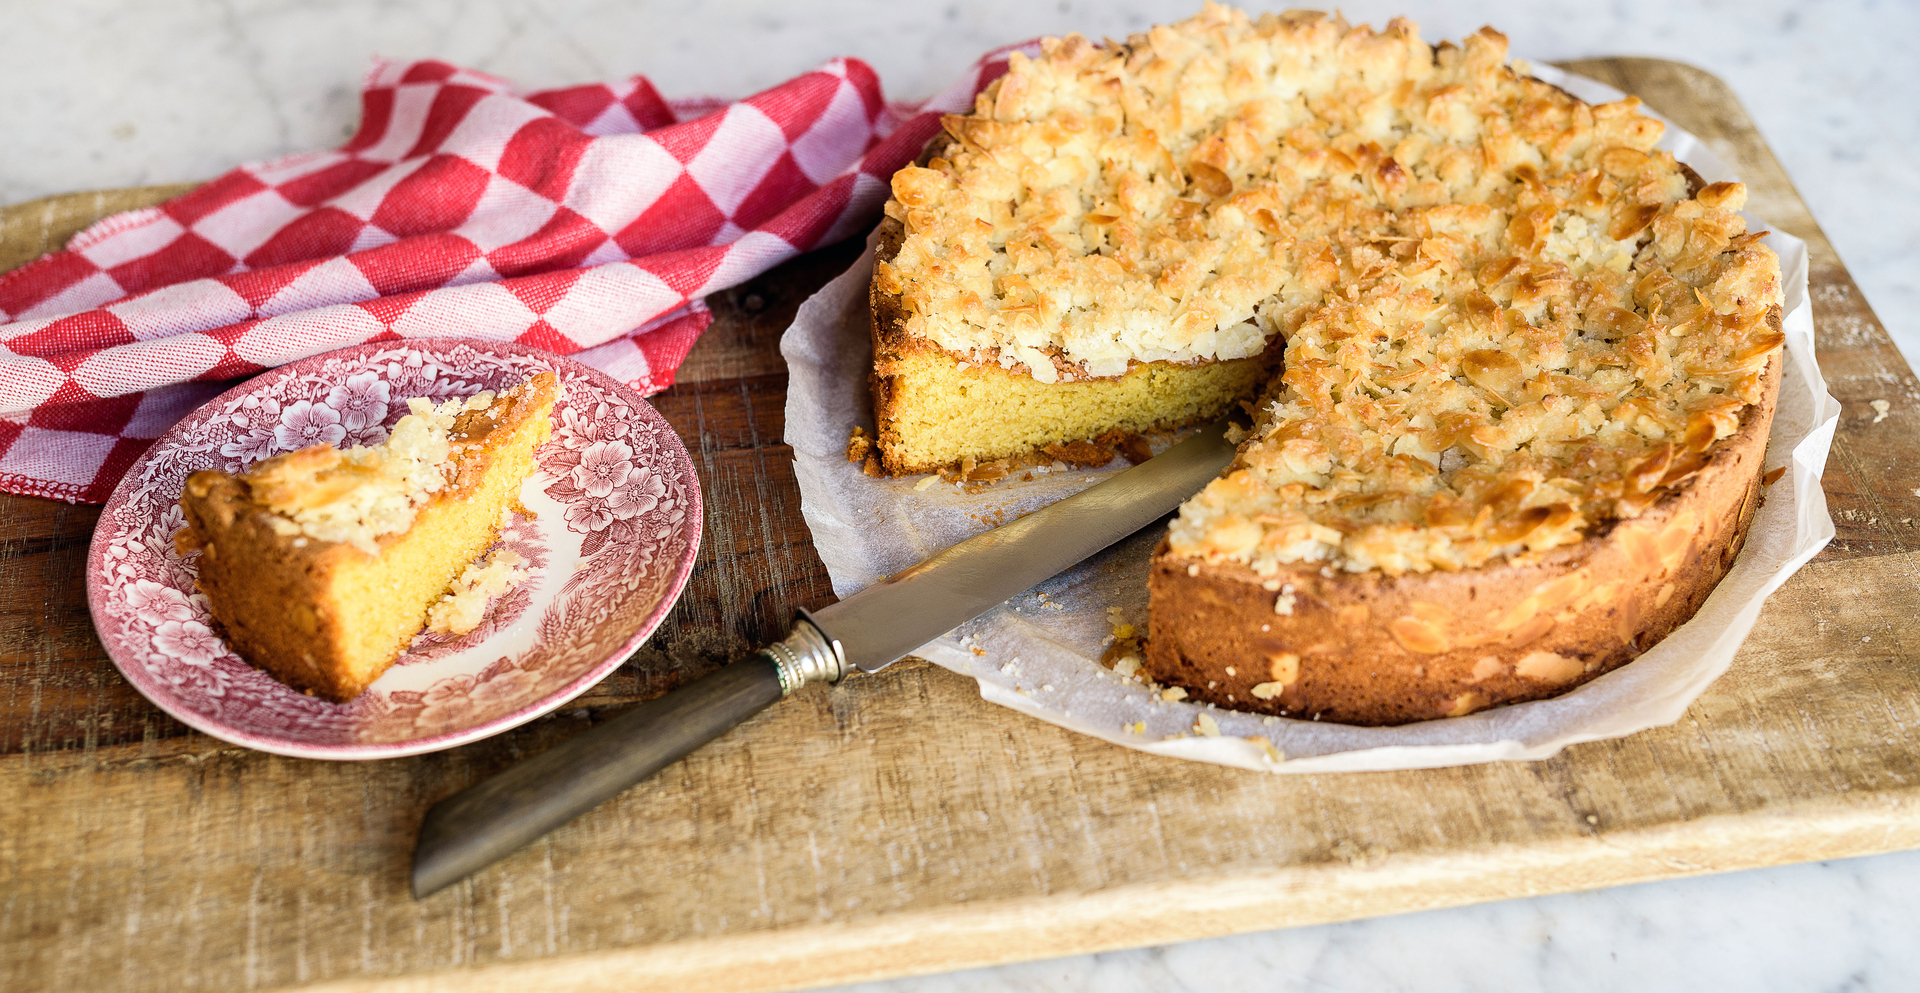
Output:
[{"xmin": 86, "ymin": 339, "xmax": 703, "ymax": 760}]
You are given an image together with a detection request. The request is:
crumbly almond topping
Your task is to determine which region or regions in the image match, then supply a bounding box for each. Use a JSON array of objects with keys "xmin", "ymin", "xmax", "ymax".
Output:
[
  {"xmin": 883, "ymin": 3, "xmax": 1784, "ymax": 575},
  {"xmin": 425, "ymin": 547, "xmax": 530, "ymax": 635},
  {"xmin": 247, "ymin": 390, "xmax": 502, "ymax": 554}
]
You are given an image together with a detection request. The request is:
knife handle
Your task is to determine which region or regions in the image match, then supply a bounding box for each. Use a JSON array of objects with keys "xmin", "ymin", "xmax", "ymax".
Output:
[{"xmin": 411, "ymin": 617, "xmax": 847, "ymax": 898}]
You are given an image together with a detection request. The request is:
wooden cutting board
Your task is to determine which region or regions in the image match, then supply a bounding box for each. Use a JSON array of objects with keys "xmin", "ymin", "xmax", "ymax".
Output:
[{"xmin": 4, "ymin": 58, "xmax": 1916, "ymax": 993}]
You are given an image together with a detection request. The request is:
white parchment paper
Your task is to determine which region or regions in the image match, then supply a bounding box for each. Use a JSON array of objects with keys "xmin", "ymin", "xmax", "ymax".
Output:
[{"xmin": 780, "ymin": 64, "xmax": 1839, "ymax": 773}]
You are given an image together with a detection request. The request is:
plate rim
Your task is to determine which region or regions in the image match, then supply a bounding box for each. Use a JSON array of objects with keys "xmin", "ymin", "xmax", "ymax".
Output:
[{"xmin": 85, "ymin": 337, "xmax": 704, "ymax": 761}]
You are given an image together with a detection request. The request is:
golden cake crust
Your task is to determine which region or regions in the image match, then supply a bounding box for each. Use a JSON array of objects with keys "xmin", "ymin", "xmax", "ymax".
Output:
[{"xmin": 176, "ymin": 373, "xmax": 557, "ymax": 702}]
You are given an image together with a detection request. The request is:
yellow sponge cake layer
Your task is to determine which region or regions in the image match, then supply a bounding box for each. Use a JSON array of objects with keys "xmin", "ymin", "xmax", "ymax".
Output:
[{"xmin": 871, "ymin": 306, "xmax": 1275, "ymax": 474}]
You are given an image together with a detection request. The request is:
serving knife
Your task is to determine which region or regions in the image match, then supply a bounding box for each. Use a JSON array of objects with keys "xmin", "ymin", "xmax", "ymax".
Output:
[{"xmin": 411, "ymin": 420, "xmax": 1237, "ymax": 898}]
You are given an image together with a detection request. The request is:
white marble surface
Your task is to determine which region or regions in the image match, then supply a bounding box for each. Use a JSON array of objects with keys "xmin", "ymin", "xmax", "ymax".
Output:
[
  {"xmin": 834, "ymin": 849, "xmax": 1920, "ymax": 993},
  {"xmin": 4, "ymin": 1, "xmax": 1918, "ymax": 990}
]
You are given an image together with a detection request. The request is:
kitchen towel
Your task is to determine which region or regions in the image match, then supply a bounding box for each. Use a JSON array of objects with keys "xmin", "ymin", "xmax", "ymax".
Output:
[{"xmin": 0, "ymin": 52, "xmax": 1014, "ymax": 503}]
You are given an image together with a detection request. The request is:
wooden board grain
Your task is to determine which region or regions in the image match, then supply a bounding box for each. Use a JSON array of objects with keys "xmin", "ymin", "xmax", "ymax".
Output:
[{"xmin": 2, "ymin": 58, "xmax": 1917, "ymax": 993}]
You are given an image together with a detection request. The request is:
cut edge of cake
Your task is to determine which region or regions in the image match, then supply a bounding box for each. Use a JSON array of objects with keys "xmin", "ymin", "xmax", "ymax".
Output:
[{"xmin": 871, "ymin": 223, "xmax": 1280, "ymax": 476}]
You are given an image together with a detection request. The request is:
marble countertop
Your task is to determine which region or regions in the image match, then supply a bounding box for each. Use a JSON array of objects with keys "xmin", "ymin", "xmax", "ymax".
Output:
[{"xmin": 6, "ymin": 1, "xmax": 1918, "ymax": 990}]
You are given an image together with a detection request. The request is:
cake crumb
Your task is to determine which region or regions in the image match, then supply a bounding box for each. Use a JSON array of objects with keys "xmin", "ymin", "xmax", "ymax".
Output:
[
  {"xmin": 1160, "ymin": 686, "xmax": 1188, "ymax": 702},
  {"xmin": 846, "ymin": 426, "xmax": 874, "ymax": 464},
  {"xmin": 1871, "ymin": 399, "xmax": 1891, "ymax": 423},
  {"xmin": 1194, "ymin": 713, "xmax": 1221, "ymax": 737},
  {"xmin": 913, "ymin": 475, "xmax": 937, "ymax": 491},
  {"xmin": 1248, "ymin": 737, "xmax": 1285, "ymax": 763},
  {"xmin": 426, "ymin": 548, "xmax": 529, "ymax": 635},
  {"xmin": 1101, "ymin": 608, "xmax": 1146, "ymax": 670},
  {"xmin": 1042, "ymin": 437, "xmax": 1117, "ymax": 468}
]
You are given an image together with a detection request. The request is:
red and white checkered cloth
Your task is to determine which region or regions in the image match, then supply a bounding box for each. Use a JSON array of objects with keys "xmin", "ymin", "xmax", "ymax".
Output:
[{"xmin": 0, "ymin": 50, "xmax": 1018, "ymax": 503}]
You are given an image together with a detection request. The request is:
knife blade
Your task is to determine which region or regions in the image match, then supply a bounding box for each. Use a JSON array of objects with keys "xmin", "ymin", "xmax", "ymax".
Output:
[{"xmin": 411, "ymin": 419, "xmax": 1236, "ymax": 897}]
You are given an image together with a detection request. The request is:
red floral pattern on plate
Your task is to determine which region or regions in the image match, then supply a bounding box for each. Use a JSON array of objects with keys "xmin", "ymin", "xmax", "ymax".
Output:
[{"xmin": 86, "ymin": 339, "xmax": 702, "ymax": 760}]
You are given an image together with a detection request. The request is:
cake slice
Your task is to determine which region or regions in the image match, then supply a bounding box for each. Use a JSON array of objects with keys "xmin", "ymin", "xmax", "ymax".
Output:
[{"xmin": 175, "ymin": 373, "xmax": 558, "ymax": 702}]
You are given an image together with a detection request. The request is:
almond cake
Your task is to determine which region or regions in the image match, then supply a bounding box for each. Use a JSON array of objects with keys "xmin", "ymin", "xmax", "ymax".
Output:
[{"xmin": 870, "ymin": 5, "xmax": 1784, "ymax": 724}]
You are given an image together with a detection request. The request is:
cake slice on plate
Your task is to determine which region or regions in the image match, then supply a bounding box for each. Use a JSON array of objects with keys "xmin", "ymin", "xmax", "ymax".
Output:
[{"xmin": 175, "ymin": 372, "xmax": 558, "ymax": 703}]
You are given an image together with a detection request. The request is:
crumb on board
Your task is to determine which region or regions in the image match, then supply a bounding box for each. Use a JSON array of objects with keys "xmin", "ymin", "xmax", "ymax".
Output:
[
  {"xmin": 847, "ymin": 426, "xmax": 886, "ymax": 476},
  {"xmin": 1249, "ymin": 737, "xmax": 1285, "ymax": 763},
  {"xmin": 1871, "ymin": 399, "xmax": 1891, "ymax": 423}
]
